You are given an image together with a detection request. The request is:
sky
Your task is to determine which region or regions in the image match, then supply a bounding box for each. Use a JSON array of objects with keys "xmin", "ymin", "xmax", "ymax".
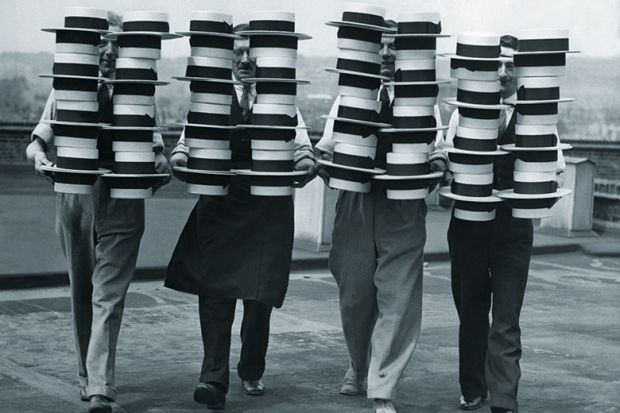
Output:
[{"xmin": 0, "ymin": 0, "xmax": 619, "ymax": 58}]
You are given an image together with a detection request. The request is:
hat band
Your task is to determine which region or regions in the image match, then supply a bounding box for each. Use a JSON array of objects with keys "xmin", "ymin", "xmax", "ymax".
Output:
[
  {"xmin": 394, "ymin": 69, "xmax": 436, "ymax": 82},
  {"xmin": 256, "ymin": 67, "xmax": 296, "ymax": 79},
  {"xmin": 397, "ymin": 21, "xmax": 441, "ymax": 35},
  {"xmin": 333, "ymin": 152, "xmax": 374, "ymax": 170},
  {"xmin": 190, "ymin": 34, "xmax": 234, "ymax": 49},
  {"xmin": 514, "ymin": 180, "xmax": 558, "ymax": 195},
  {"xmin": 330, "ymin": 166, "xmax": 371, "ymax": 183},
  {"xmin": 515, "ymin": 133, "xmax": 557, "ymax": 148},
  {"xmin": 395, "ymin": 37, "xmax": 436, "ymax": 51},
  {"xmin": 252, "ymin": 159, "xmax": 294, "ymax": 172},
  {"xmin": 250, "ymin": 175, "xmax": 294, "ymax": 186},
  {"xmin": 387, "ymin": 162, "xmax": 429, "ymax": 176},
  {"xmin": 456, "ymin": 42, "xmax": 500, "ymax": 59},
  {"xmin": 516, "ymin": 102, "xmax": 558, "ymax": 116},
  {"xmin": 387, "ymin": 131, "xmax": 435, "ymax": 144},
  {"xmin": 249, "ymin": 128, "xmax": 295, "ymax": 141},
  {"xmin": 249, "ymin": 20, "xmax": 295, "ymax": 32},
  {"xmin": 57, "ymin": 109, "xmax": 99, "ymax": 123},
  {"xmin": 338, "ymin": 73, "xmax": 380, "ymax": 90},
  {"xmin": 185, "ymin": 125, "xmax": 231, "ymax": 140},
  {"xmin": 457, "ymin": 89, "xmax": 501, "ymax": 105},
  {"xmin": 449, "ymin": 152, "xmax": 495, "ymax": 165},
  {"xmin": 256, "ymin": 82, "xmax": 297, "ymax": 95},
  {"xmin": 189, "ymin": 20, "xmax": 233, "ymax": 34},
  {"xmin": 341, "ymin": 11, "xmax": 385, "ymax": 28},
  {"xmin": 190, "ymin": 81, "xmax": 233, "ymax": 95},
  {"xmin": 112, "ymin": 129, "xmax": 153, "ymax": 142},
  {"xmin": 188, "ymin": 157, "xmax": 231, "ymax": 171},
  {"xmin": 337, "ymin": 105, "xmax": 379, "ymax": 123},
  {"xmin": 116, "ymin": 68, "xmax": 157, "ymax": 81},
  {"xmin": 53, "ymin": 63, "xmax": 99, "ymax": 77},
  {"xmin": 64, "ymin": 16, "xmax": 108, "ymax": 31},
  {"xmin": 334, "ymin": 120, "xmax": 375, "ymax": 138},
  {"xmin": 105, "ymin": 176, "xmax": 157, "ymax": 189},
  {"xmin": 337, "ymin": 58, "xmax": 380, "ymax": 75},
  {"xmin": 451, "ymin": 58, "xmax": 499, "ymax": 72},
  {"xmin": 57, "ymin": 156, "xmax": 98, "ymax": 170},
  {"xmin": 395, "ymin": 84, "xmax": 438, "ymax": 98},
  {"xmin": 186, "ymin": 65, "xmax": 231, "ymax": 80},
  {"xmin": 517, "ymin": 86, "xmax": 559, "ymax": 101},
  {"xmin": 507, "ymin": 198, "xmax": 557, "ymax": 209},
  {"xmin": 384, "ymin": 179, "xmax": 430, "ymax": 190},
  {"xmin": 459, "ymin": 107, "xmax": 501, "ymax": 120},
  {"xmin": 250, "ymin": 35, "xmax": 298, "ymax": 49},
  {"xmin": 337, "ymin": 26, "xmax": 381, "ymax": 43},
  {"xmin": 123, "ymin": 21, "xmax": 170, "ymax": 33},
  {"xmin": 118, "ymin": 35, "xmax": 162, "ymax": 49},
  {"xmin": 114, "ymin": 161, "xmax": 155, "ymax": 174},
  {"xmin": 514, "ymin": 53, "xmax": 565, "ymax": 68},
  {"xmin": 187, "ymin": 112, "xmax": 230, "ymax": 126},
  {"xmin": 452, "ymin": 181, "xmax": 492, "ymax": 197},
  {"xmin": 54, "ymin": 171, "xmax": 98, "ymax": 184},
  {"xmin": 454, "ymin": 200, "xmax": 496, "ymax": 211},
  {"xmin": 516, "ymin": 151, "xmax": 558, "ymax": 162},
  {"xmin": 252, "ymin": 113, "xmax": 298, "ymax": 127},
  {"xmin": 53, "ymin": 124, "xmax": 99, "ymax": 138},
  {"xmin": 518, "ymin": 38, "xmax": 569, "ymax": 53},
  {"xmin": 113, "ymin": 113, "xmax": 155, "ymax": 127},
  {"xmin": 56, "ymin": 31, "xmax": 100, "ymax": 45},
  {"xmin": 393, "ymin": 115, "xmax": 436, "ymax": 129},
  {"xmin": 115, "ymin": 83, "xmax": 156, "ymax": 96},
  {"xmin": 454, "ymin": 136, "xmax": 498, "ymax": 152},
  {"xmin": 186, "ymin": 173, "xmax": 229, "ymax": 186}
]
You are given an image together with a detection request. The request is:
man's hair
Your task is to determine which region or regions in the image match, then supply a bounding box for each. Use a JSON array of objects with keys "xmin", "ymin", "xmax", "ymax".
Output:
[
  {"xmin": 233, "ymin": 23, "xmax": 249, "ymax": 34},
  {"xmin": 384, "ymin": 19, "xmax": 397, "ymax": 30},
  {"xmin": 500, "ymin": 34, "xmax": 518, "ymax": 51}
]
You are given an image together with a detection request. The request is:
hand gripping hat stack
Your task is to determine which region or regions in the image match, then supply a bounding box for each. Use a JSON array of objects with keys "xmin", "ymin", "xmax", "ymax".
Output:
[
  {"xmin": 234, "ymin": 11, "xmax": 312, "ymax": 196},
  {"xmin": 100, "ymin": 11, "xmax": 178, "ymax": 199},
  {"xmin": 39, "ymin": 7, "xmax": 112, "ymax": 194},
  {"xmin": 172, "ymin": 11, "xmax": 241, "ymax": 195},
  {"xmin": 374, "ymin": 12, "xmax": 449, "ymax": 199},
  {"xmin": 318, "ymin": 3, "xmax": 394, "ymax": 193},
  {"xmin": 497, "ymin": 29, "xmax": 576, "ymax": 218},
  {"xmin": 439, "ymin": 32, "xmax": 511, "ymax": 221}
]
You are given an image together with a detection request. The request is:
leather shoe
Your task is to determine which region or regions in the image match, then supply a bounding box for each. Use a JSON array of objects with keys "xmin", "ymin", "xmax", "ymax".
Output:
[
  {"xmin": 374, "ymin": 399, "xmax": 398, "ymax": 413},
  {"xmin": 88, "ymin": 395, "xmax": 111, "ymax": 413},
  {"xmin": 194, "ymin": 382, "xmax": 226, "ymax": 410},
  {"xmin": 339, "ymin": 369, "xmax": 366, "ymax": 395},
  {"xmin": 80, "ymin": 387, "xmax": 88, "ymax": 402},
  {"xmin": 490, "ymin": 408, "xmax": 514, "ymax": 413},
  {"xmin": 241, "ymin": 379, "xmax": 265, "ymax": 396},
  {"xmin": 459, "ymin": 394, "xmax": 487, "ymax": 410}
]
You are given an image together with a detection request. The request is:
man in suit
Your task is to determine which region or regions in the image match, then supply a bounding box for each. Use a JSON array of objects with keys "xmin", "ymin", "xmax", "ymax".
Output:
[
  {"xmin": 25, "ymin": 12, "xmax": 171, "ymax": 413},
  {"xmin": 315, "ymin": 23, "xmax": 447, "ymax": 413},
  {"xmin": 166, "ymin": 24, "xmax": 316, "ymax": 411},
  {"xmin": 442, "ymin": 35, "xmax": 565, "ymax": 413}
]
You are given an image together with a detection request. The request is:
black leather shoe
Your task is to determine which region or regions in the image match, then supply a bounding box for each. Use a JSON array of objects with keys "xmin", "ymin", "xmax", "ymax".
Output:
[
  {"xmin": 88, "ymin": 395, "xmax": 111, "ymax": 413},
  {"xmin": 194, "ymin": 382, "xmax": 226, "ymax": 410},
  {"xmin": 241, "ymin": 379, "xmax": 265, "ymax": 396},
  {"xmin": 459, "ymin": 394, "xmax": 487, "ymax": 410},
  {"xmin": 490, "ymin": 408, "xmax": 514, "ymax": 413}
]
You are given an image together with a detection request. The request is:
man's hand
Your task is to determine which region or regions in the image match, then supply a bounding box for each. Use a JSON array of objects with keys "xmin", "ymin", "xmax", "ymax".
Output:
[
  {"xmin": 170, "ymin": 152, "xmax": 188, "ymax": 169},
  {"xmin": 315, "ymin": 152, "xmax": 332, "ymax": 186},
  {"xmin": 153, "ymin": 152, "xmax": 172, "ymax": 193},
  {"xmin": 293, "ymin": 158, "xmax": 317, "ymax": 188},
  {"xmin": 427, "ymin": 159, "xmax": 446, "ymax": 193},
  {"xmin": 33, "ymin": 151, "xmax": 54, "ymax": 184}
]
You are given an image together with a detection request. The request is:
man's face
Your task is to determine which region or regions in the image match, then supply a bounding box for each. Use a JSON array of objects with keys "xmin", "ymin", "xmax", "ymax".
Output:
[
  {"xmin": 98, "ymin": 25, "xmax": 120, "ymax": 77},
  {"xmin": 232, "ymin": 39, "xmax": 256, "ymax": 80},
  {"xmin": 498, "ymin": 58, "xmax": 517, "ymax": 99},
  {"xmin": 379, "ymin": 35, "xmax": 396, "ymax": 79}
]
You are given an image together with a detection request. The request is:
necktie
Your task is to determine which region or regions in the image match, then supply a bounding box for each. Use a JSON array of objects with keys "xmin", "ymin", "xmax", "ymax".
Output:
[
  {"xmin": 239, "ymin": 84, "xmax": 252, "ymax": 121},
  {"xmin": 379, "ymin": 86, "xmax": 391, "ymax": 123},
  {"xmin": 498, "ymin": 108, "xmax": 508, "ymax": 139},
  {"xmin": 97, "ymin": 83, "xmax": 113, "ymax": 123}
]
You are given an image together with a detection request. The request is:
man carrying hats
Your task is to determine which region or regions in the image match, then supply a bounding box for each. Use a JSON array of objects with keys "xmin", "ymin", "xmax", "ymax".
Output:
[
  {"xmin": 166, "ymin": 23, "xmax": 316, "ymax": 411},
  {"xmin": 26, "ymin": 11, "xmax": 171, "ymax": 413},
  {"xmin": 316, "ymin": 21, "xmax": 448, "ymax": 413},
  {"xmin": 440, "ymin": 35, "xmax": 566, "ymax": 413}
]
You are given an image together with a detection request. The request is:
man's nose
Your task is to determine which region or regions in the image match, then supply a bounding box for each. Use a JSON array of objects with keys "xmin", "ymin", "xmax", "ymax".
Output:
[{"xmin": 240, "ymin": 50, "xmax": 251, "ymax": 64}]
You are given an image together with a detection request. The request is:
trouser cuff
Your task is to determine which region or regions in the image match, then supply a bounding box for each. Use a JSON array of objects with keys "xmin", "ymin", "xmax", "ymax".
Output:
[
  {"xmin": 86, "ymin": 384, "xmax": 117, "ymax": 402},
  {"xmin": 490, "ymin": 396, "xmax": 518, "ymax": 412}
]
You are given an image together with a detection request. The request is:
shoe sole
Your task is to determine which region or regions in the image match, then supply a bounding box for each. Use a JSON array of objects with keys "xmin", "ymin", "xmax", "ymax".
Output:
[
  {"xmin": 194, "ymin": 386, "xmax": 225, "ymax": 410},
  {"xmin": 88, "ymin": 406, "xmax": 112, "ymax": 413}
]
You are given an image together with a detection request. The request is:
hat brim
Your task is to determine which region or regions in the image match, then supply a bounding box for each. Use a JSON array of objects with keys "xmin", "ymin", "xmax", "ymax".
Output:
[
  {"xmin": 384, "ymin": 33, "xmax": 451, "ymax": 38},
  {"xmin": 235, "ymin": 124, "xmax": 311, "ymax": 130},
  {"xmin": 101, "ymin": 125, "xmax": 166, "ymax": 131},
  {"xmin": 42, "ymin": 27, "xmax": 111, "ymax": 34},
  {"xmin": 172, "ymin": 76, "xmax": 242, "ymax": 84},
  {"xmin": 39, "ymin": 74, "xmax": 104, "ymax": 81},
  {"xmin": 497, "ymin": 187, "xmax": 572, "ymax": 199},
  {"xmin": 324, "ymin": 67, "xmax": 389, "ymax": 80},
  {"xmin": 173, "ymin": 166, "xmax": 234, "ymax": 177},
  {"xmin": 241, "ymin": 78, "xmax": 310, "ymax": 84},
  {"xmin": 321, "ymin": 115, "xmax": 390, "ymax": 128},
  {"xmin": 438, "ymin": 186, "xmax": 503, "ymax": 202},
  {"xmin": 325, "ymin": 21, "xmax": 396, "ymax": 33},
  {"xmin": 374, "ymin": 171, "xmax": 443, "ymax": 180},
  {"xmin": 447, "ymin": 146, "xmax": 508, "ymax": 156},
  {"xmin": 176, "ymin": 31, "xmax": 243, "ymax": 39},
  {"xmin": 501, "ymin": 143, "xmax": 572, "ymax": 152},
  {"xmin": 439, "ymin": 53, "xmax": 512, "ymax": 62},
  {"xmin": 175, "ymin": 122, "xmax": 237, "ymax": 130},
  {"xmin": 235, "ymin": 30, "xmax": 311, "ymax": 40},
  {"xmin": 443, "ymin": 98, "xmax": 511, "ymax": 110},
  {"xmin": 234, "ymin": 169, "xmax": 309, "ymax": 177},
  {"xmin": 101, "ymin": 173, "xmax": 170, "ymax": 178},
  {"xmin": 505, "ymin": 98, "xmax": 574, "ymax": 105},
  {"xmin": 105, "ymin": 32, "xmax": 182, "ymax": 40},
  {"xmin": 383, "ymin": 79, "xmax": 451, "ymax": 86},
  {"xmin": 42, "ymin": 120, "xmax": 109, "ymax": 127},
  {"xmin": 379, "ymin": 126, "xmax": 449, "ymax": 132},
  {"xmin": 103, "ymin": 79, "xmax": 169, "ymax": 85},
  {"xmin": 503, "ymin": 50, "xmax": 580, "ymax": 56},
  {"xmin": 41, "ymin": 165, "xmax": 110, "ymax": 175},
  {"xmin": 317, "ymin": 159, "xmax": 385, "ymax": 174}
]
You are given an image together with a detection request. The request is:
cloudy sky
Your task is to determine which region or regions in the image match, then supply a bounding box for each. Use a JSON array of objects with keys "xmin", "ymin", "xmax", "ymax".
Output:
[{"xmin": 1, "ymin": 0, "xmax": 619, "ymax": 57}]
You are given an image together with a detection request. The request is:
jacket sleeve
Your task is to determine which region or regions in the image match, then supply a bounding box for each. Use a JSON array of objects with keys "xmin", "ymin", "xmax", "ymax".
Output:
[
  {"xmin": 293, "ymin": 108, "xmax": 316, "ymax": 163},
  {"xmin": 31, "ymin": 90, "xmax": 56, "ymax": 149},
  {"xmin": 314, "ymin": 96, "xmax": 340, "ymax": 159},
  {"xmin": 428, "ymin": 104, "xmax": 449, "ymax": 167}
]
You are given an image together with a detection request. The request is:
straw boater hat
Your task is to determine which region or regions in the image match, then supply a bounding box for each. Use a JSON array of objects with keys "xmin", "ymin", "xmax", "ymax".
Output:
[
  {"xmin": 322, "ymin": 95, "xmax": 390, "ymax": 128},
  {"xmin": 105, "ymin": 11, "xmax": 181, "ymax": 40},
  {"xmin": 42, "ymin": 7, "xmax": 111, "ymax": 34},
  {"xmin": 325, "ymin": 48, "xmax": 388, "ymax": 80},
  {"xmin": 177, "ymin": 11, "xmax": 241, "ymax": 39},
  {"xmin": 438, "ymin": 173, "xmax": 502, "ymax": 203},
  {"xmin": 505, "ymin": 76, "xmax": 573, "ymax": 105},
  {"xmin": 236, "ymin": 11, "xmax": 311, "ymax": 39},
  {"xmin": 173, "ymin": 148, "xmax": 234, "ymax": 196},
  {"xmin": 102, "ymin": 150, "xmax": 168, "ymax": 198},
  {"xmin": 244, "ymin": 56, "xmax": 309, "ymax": 84},
  {"xmin": 446, "ymin": 32, "xmax": 510, "ymax": 81},
  {"xmin": 326, "ymin": 3, "xmax": 395, "ymax": 33},
  {"xmin": 174, "ymin": 56, "xmax": 241, "ymax": 84},
  {"xmin": 41, "ymin": 146, "xmax": 109, "ymax": 194},
  {"xmin": 500, "ymin": 124, "xmax": 572, "ymax": 151},
  {"xmin": 508, "ymin": 29, "xmax": 578, "ymax": 78},
  {"xmin": 452, "ymin": 200, "xmax": 502, "ymax": 221},
  {"xmin": 385, "ymin": 12, "xmax": 449, "ymax": 38},
  {"xmin": 374, "ymin": 152, "xmax": 443, "ymax": 200},
  {"xmin": 318, "ymin": 142, "xmax": 385, "ymax": 193},
  {"xmin": 235, "ymin": 149, "xmax": 307, "ymax": 196}
]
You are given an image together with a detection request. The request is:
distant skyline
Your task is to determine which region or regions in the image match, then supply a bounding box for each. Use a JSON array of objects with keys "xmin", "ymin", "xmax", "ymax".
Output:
[{"xmin": 1, "ymin": 0, "xmax": 619, "ymax": 57}]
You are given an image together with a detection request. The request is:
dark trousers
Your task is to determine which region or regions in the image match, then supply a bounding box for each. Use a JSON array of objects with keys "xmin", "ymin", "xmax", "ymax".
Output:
[
  {"xmin": 448, "ymin": 204, "xmax": 533, "ymax": 412},
  {"xmin": 198, "ymin": 297, "xmax": 273, "ymax": 392}
]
